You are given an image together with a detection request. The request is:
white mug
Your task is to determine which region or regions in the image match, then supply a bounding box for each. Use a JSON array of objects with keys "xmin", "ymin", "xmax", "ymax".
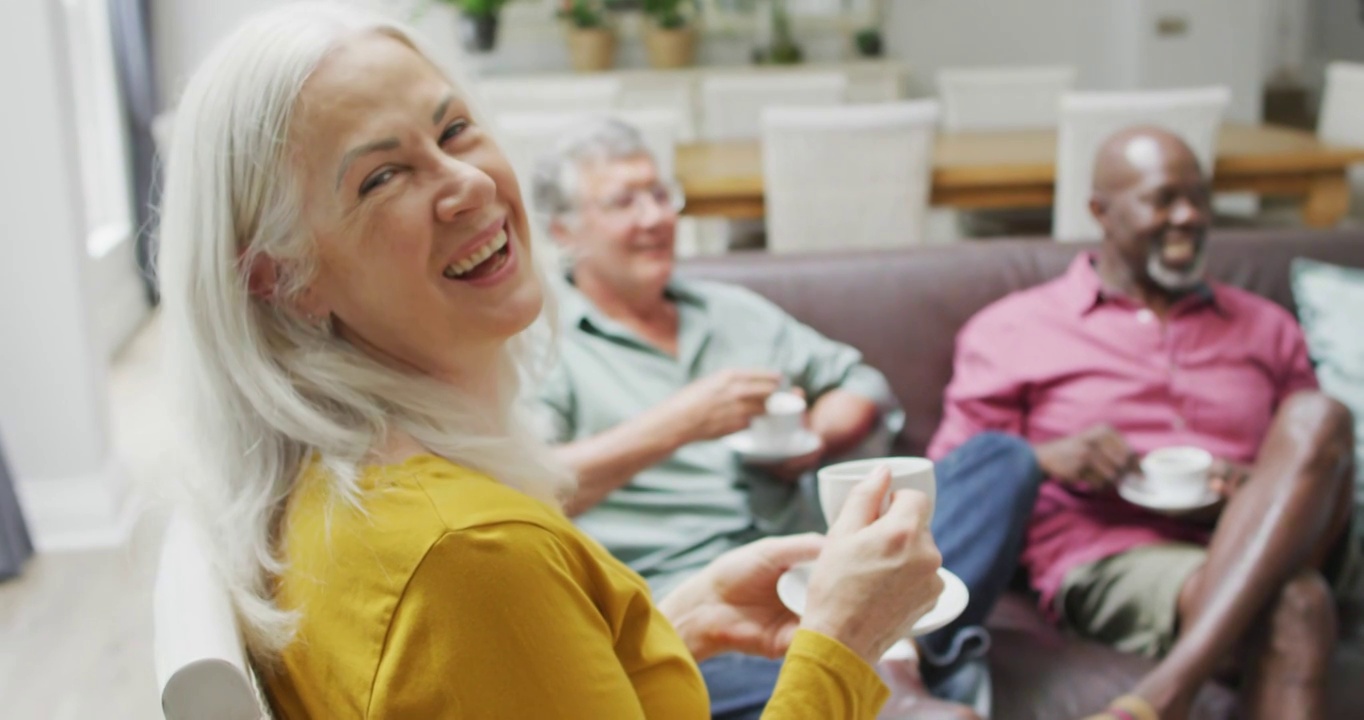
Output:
[
  {"xmin": 816, "ymin": 457, "xmax": 936, "ymax": 528},
  {"xmin": 1138, "ymin": 446, "xmax": 1213, "ymax": 504},
  {"xmin": 748, "ymin": 391, "xmax": 806, "ymax": 453}
]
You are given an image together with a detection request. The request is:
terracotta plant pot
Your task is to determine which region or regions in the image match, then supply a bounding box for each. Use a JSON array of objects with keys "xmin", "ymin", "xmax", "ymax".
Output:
[
  {"xmin": 644, "ymin": 25, "xmax": 696, "ymax": 69},
  {"xmin": 566, "ymin": 27, "xmax": 616, "ymax": 72}
]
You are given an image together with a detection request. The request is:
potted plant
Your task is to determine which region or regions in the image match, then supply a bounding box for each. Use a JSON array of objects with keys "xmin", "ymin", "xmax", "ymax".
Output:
[
  {"xmin": 560, "ymin": 0, "xmax": 616, "ymax": 72},
  {"xmin": 751, "ymin": 0, "xmax": 801, "ymax": 65},
  {"xmin": 767, "ymin": 0, "xmax": 802, "ymax": 65},
  {"xmin": 437, "ymin": 0, "xmax": 508, "ymax": 53},
  {"xmin": 854, "ymin": 27, "xmax": 882, "ymax": 58},
  {"xmin": 642, "ymin": 0, "xmax": 698, "ymax": 69}
]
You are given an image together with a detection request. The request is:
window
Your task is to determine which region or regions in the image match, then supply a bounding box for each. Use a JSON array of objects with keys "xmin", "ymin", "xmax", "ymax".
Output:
[{"xmin": 60, "ymin": 0, "xmax": 134, "ymax": 259}]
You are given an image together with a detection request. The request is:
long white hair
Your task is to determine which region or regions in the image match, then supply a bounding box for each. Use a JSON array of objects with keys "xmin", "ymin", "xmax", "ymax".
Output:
[{"xmin": 156, "ymin": 1, "xmax": 572, "ymax": 660}]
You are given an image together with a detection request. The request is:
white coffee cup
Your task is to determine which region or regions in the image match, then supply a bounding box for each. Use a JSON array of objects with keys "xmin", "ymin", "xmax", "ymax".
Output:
[
  {"xmin": 748, "ymin": 391, "xmax": 806, "ymax": 453},
  {"xmin": 816, "ymin": 457, "xmax": 936, "ymax": 528},
  {"xmin": 1138, "ymin": 446, "xmax": 1213, "ymax": 504}
]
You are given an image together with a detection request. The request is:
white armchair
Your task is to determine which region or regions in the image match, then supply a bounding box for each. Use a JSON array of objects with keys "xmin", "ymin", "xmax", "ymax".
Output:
[{"xmin": 153, "ymin": 513, "xmax": 268, "ymax": 720}]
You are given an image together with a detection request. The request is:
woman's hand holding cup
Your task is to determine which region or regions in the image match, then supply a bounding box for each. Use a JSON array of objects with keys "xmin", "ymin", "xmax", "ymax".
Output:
[{"xmin": 799, "ymin": 468, "xmax": 944, "ymax": 665}]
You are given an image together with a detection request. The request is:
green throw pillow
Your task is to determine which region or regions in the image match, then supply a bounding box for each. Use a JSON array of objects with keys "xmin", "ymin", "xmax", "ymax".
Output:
[{"xmin": 1292, "ymin": 258, "xmax": 1364, "ymax": 595}]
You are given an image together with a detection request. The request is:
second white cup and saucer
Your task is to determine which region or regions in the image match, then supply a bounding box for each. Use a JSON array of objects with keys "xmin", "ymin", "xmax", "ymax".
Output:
[
  {"xmin": 722, "ymin": 390, "xmax": 822, "ymax": 463},
  {"xmin": 775, "ymin": 457, "xmax": 970, "ymax": 657},
  {"xmin": 1118, "ymin": 446, "xmax": 1222, "ymax": 514}
]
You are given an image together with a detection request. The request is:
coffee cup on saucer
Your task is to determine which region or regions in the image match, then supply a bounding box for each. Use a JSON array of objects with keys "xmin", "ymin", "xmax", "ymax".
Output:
[
  {"xmin": 815, "ymin": 457, "xmax": 936, "ymax": 527},
  {"xmin": 747, "ymin": 391, "xmax": 807, "ymax": 454},
  {"xmin": 1137, "ymin": 446, "xmax": 1213, "ymax": 505},
  {"xmin": 778, "ymin": 456, "xmax": 966, "ymax": 647}
]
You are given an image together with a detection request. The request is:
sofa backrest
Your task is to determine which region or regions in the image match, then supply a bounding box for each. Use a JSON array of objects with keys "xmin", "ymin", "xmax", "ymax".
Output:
[{"xmin": 679, "ymin": 229, "xmax": 1364, "ymax": 455}]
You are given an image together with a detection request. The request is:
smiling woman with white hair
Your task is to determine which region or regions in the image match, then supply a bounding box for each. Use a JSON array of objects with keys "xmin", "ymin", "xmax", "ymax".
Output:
[{"xmin": 156, "ymin": 3, "xmax": 944, "ymax": 717}]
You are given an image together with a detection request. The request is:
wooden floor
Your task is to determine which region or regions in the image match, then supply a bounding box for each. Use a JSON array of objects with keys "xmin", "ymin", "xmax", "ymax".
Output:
[{"xmin": 0, "ymin": 316, "xmax": 170, "ymax": 719}]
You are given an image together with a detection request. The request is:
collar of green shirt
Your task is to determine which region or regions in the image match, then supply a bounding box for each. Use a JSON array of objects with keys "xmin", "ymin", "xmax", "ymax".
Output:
[{"xmin": 557, "ymin": 274, "xmax": 713, "ymax": 359}]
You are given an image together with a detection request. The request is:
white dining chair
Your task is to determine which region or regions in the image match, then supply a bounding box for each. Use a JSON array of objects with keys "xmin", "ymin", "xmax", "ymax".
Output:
[
  {"xmin": 618, "ymin": 78, "xmax": 697, "ymax": 142},
  {"xmin": 1318, "ymin": 61, "xmax": 1364, "ymax": 223},
  {"xmin": 701, "ymin": 72, "xmax": 847, "ymax": 141},
  {"xmin": 1053, "ymin": 87, "xmax": 1231, "ymax": 241},
  {"xmin": 475, "ymin": 76, "xmax": 623, "ymax": 118},
  {"xmin": 936, "ymin": 65, "xmax": 1077, "ymax": 132},
  {"xmin": 154, "ymin": 512, "xmax": 271, "ymax": 720},
  {"xmin": 761, "ymin": 101, "xmax": 940, "ymax": 255}
]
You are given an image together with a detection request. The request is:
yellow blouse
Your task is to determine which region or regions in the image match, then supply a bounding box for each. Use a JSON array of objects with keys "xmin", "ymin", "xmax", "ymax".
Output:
[{"xmin": 264, "ymin": 455, "xmax": 888, "ymax": 719}]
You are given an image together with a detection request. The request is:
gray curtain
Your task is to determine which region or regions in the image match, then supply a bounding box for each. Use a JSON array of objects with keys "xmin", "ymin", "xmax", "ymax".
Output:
[
  {"xmin": 0, "ymin": 436, "xmax": 34, "ymax": 581},
  {"xmin": 109, "ymin": 0, "xmax": 161, "ymax": 303}
]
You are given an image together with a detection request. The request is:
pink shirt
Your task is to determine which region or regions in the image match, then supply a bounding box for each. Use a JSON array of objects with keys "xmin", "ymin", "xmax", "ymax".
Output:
[{"xmin": 927, "ymin": 254, "xmax": 1318, "ymax": 615}]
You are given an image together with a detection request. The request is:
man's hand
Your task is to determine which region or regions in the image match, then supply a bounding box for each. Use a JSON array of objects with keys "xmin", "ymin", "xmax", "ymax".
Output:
[
  {"xmin": 1034, "ymin": 424, "xmax": 1138, "ymax": 488},
  {"xmin": 748, "ymin": 388, "xmax": 824, "ymax": 483},
  {"xmin": 662, "ymin": 369, "xmax": 782, "ymax": 445},
  {"xmin": 753, "ymin": 436, "xmax": 825, "ymax": 484},
  {"xmin": 1209, "ymin": 458, "xmax": 1252, "ymax": 500}
]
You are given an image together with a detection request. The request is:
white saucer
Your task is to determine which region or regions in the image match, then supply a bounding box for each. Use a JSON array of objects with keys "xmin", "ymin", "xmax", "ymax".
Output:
[
  {"xmin": 776, "ymin": 562, "xmax": 969, "ymax": 638},
  {"xmin": 1118, "ymin": 477, "xmax": 1221, "ymax": 514},
  {"xmin": 722, "ymin": 428, "xmax": 822, "ymax": 464}
]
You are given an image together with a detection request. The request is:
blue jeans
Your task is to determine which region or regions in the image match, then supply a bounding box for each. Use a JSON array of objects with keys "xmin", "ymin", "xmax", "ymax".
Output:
[{"xmin": 697, "ymin": 432, "xmax": 1041, "ymax": 719}]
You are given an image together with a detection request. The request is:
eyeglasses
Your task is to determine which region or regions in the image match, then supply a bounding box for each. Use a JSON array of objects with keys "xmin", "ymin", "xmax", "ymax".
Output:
[{"xmin": 587, "ymin": 181, "xmax": 686, "ymax": 219}]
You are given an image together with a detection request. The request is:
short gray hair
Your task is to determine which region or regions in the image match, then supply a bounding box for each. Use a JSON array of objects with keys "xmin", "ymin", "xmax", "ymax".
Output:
[{"xmin": 531, "ymin": 117, "xmax": 654, "ymax": 222}]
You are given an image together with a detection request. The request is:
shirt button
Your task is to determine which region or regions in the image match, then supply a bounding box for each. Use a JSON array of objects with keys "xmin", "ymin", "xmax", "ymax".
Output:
[
  {"xmin": 1136, "ymin": 309, "xmax": 1155, "ymax": 324},
  {"xmin": 1172, "ymin": 416, "xmax": 1187, "ymax": 430}
]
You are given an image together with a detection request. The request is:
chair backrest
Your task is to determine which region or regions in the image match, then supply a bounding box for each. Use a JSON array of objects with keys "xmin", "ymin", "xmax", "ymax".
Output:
[
  {"xmin": 618, "ymin": 78, "xmax": 697, "ymax": 142},
  {"xmin": 475, "ymin": 77, "xmax": 623, "ymax": 117},
  {"xmin": 154, "ymin": 512, "xmax": 269, "ymax": 720},
  {"xmin": 1320, "ymin": 61, "xmax": 1364, "ymax": 147},
  {"xmin": 1318, "ymin": 61, "xmax": 1364, "ymax": 220},
  {"xmin": 496, "ymin": 108, "xmax": 684, "ymax": 220},
  {"xmin": 935, "ymin": 65, "xmax": 1077, "ymax": 132},
  {"xmin": 1053, "ymin": 86, "xmax": 1230, "ymax": 242},
  {"xmin": 701, "ymin": 72, "xmax": 847, "ymax": 141},
  {"xmin": 761, "ymin": 101, "xmax": 940, "ymax": 255}
]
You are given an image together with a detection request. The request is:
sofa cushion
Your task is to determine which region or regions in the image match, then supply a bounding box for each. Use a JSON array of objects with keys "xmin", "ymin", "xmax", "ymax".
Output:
[
  {"xmin": 1292, "ymin": 258, "xmax": 1364, "ymax": 595},
  {"xmin": 986, "ymin": 593, "xmax": 1237, "ymax": 720}
]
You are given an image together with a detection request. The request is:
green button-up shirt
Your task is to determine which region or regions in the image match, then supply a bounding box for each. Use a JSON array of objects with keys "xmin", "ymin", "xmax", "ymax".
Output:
[{"xmin": 538, "ymin": 276, "xmax": 903, "ymax": 598}]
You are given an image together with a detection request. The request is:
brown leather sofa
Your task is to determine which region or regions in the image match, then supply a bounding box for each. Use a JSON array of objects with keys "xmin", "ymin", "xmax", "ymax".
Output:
[{"xmin": 681, "ymin": 229, "xmax": 1364, "ymax": 720}]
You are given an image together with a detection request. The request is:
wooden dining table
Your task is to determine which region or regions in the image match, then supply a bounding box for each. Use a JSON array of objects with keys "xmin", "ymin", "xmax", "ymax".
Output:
[{"xmin": 675, "ymin": 123, "xmax": 1364, "ymax": 228}]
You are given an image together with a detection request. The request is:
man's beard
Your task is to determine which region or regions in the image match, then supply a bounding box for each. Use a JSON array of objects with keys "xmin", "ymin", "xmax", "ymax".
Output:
[{"xmin": 1146, "ymin": 242, "xmax": 1208, "ymax": 292}]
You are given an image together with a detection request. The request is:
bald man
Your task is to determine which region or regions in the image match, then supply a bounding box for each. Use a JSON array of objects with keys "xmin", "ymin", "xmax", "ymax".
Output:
[{"xmin": 928, "ymin": 127, "xmax": 1356, "ymax": 720}]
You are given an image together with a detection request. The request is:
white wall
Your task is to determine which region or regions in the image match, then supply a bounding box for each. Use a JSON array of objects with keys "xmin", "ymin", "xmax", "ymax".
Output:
[
  {"xmin": 0, "ymin": 0, "xmax": 134, "ymax": 550},
  {"xmin": 886, "ymin": 0, "xmax": 1264, "ymax": 122},
  {"xmin": 154, "ymin": 0, "xmax": 1270, "ymax": 119},
  {"xmin": 153, "ymin": 0, "xmax": 279, "ymax": 110},
  {"xmin": 154, "ymin": 0, "xmax": 471, "ymax": 110},
  {"xmin": 1124, "ymin": 0, "xmax": 1265, "ymax": 122},
  {"xmin": 1263, "ymin": 0, "xmax": 1313, "ymax": 82},
  {"xmin": 1316, "ymin": 0, "xmax": 1364, "ymax": 64},
  {"xmin": 62, "ymin": 0, "xmax": 153, "ymax": 360},
  {"xmin": 87, "ymin": 233, "xmax": 152, "ymax": 360},
  {"xmin": 885, "ymin": 0, "xmax": 1123, "ymax": 91}
]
